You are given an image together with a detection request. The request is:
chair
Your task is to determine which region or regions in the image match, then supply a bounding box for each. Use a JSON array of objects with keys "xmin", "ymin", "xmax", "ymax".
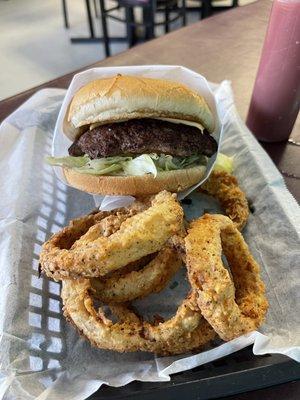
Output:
[
  {"xmin": 99, "ymin": 0, "xmax": 187, "ymax": 57},
  {"xmin": 61, "ymin": 0, "xmax": 101, "ymax": 37},
  {"xmin": 61, "ymin": 0, "xmax": 69, "ymax": 29},
  {"xmin": 201, "ymin": 0, "xmax": 238, "ymax": 18},
  {"xmin": 187, "ymin": 0, "xmax": 238, "ymax": 19}
]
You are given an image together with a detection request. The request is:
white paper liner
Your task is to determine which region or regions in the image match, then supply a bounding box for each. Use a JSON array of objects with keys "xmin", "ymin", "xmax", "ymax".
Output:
[
  {"xmin": 0, "ymin": 81, "xmax": 299, "ymax": 400},
  {"xmin": 51, "ymin": 66, "xmax": 223, "ymax": 210}
]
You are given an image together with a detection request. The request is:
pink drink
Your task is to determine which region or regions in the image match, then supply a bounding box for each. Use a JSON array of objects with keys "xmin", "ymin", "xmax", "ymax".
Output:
[{"xmin": 246, "ymin": 0, "xmax": 300, "ymax": 142}]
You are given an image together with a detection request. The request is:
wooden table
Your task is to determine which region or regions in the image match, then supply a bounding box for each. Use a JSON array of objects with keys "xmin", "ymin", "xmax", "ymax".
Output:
[{"xmin": 0, "ymin": 1, "xmax": 299, "ymax": 399}]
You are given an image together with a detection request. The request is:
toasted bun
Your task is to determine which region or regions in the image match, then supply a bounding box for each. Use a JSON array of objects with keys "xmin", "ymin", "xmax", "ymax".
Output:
[
  {"xmin": 63, "ymin": 165, "xmax": 206, "ymax": 196},
  {"xmin": 64, "ymin": 75, "xmax": 215, "ymax": 141}
]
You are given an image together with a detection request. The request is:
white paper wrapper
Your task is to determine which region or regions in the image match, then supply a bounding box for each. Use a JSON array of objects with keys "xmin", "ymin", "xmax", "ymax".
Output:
[
  {"xmin": 0, "ymin": 80, "xmax": 299, "ymax": 400},
  {"xmin": 52, "ymin": 66, "xmax": 223, "ymax": 210}
]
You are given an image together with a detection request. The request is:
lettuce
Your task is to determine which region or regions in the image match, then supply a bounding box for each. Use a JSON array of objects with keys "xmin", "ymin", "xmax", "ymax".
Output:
[
  {"xmin": 150, "ymin": 154, "xmax": 207, "ymax": 172},
  {"xmin": 73, "ymin": 164, "xmax": 123, "ymax": 175},
  {"xmin": 46, "ymin": 153, "xmax": 208, "ymax": 176},
  {"xmin": 123, "ymin": 154, "xmax": 158, "ymax": 177},
  {"xmin": 76, "ymin": 156, "xmax": 130, "ymax": 175},
  {"xmin": 46, "ymin": 155, "xmax": 129, "ymax": 175},
  {"xmin": 45, "ymin": 155, "xmax": 89, "ymax": 168},
  {"xmin": 213, "ymin": 153, "xmax": 234, "ymax": 174}
]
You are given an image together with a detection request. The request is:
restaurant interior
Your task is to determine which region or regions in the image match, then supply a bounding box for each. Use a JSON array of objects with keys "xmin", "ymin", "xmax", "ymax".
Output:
[{"xmin": 0, "ymin": 0, "xmax": 254, "ymax": 100}]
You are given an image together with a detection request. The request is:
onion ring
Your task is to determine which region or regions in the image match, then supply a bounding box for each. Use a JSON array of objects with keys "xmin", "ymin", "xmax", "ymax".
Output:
[
  {"xmin": 40, "ymin": 191, "xmax": 183, "ymax": 280},
  {"xmin": 61, "ymin": 279, "xmax": 215, "ymax": 355},
  {"xmin": 200, "ymin": 171, "xmax": 249, "ymax": 230},
  {"xmin": 98, "ymin": 253, "xmax": 157, "ymax": 280},
  {"xmin": 91, "ymin": 246, "xmax": 182, "ymax": 303},
  {"xmin": 185, "ymin": 214, "xmax": 268, "ymax": 341}
]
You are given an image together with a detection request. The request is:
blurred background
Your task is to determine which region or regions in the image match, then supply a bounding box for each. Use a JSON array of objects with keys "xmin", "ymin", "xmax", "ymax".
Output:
[{"xmin": 0, "ymin": 0, "xmax": 255, "ymax": 100}]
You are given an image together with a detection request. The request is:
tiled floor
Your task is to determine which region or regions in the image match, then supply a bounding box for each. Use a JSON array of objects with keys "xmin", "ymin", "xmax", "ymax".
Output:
[{"xmin": 0, "ymin": 0, "xmax": 255, "ymax": 100}]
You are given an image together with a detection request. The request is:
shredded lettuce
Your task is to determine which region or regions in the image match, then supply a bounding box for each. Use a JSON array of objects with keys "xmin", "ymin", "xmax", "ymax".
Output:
[
  {"xmin": 73, "ymin": 164, "xmax": 123, "ymax": 175},
  {"xmin": 123, "ymin": 154, "xmax": 158, "ymax": 177},
  {"xmin": 213, "ymin": 153, "xmax": 234, "ymax": 174},
  {"xmin": 46, "ymin": 153, "xmax": 208, "ymax": 176},
  {"xmin": 149, "ymin": 154, "xmax": 207, "ymax": 172},
  {"xmin": 75, "ymin": 156, "xmax": 130, "ymax": 175},
  {"xmin": 45, "ymin": 155, "xmax": 89, "ymax": 168}
]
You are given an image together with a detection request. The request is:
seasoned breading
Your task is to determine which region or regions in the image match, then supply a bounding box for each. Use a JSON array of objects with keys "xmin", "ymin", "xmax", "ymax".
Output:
[
  {"xmin": 185, "ymin": 214, "xmax": 268, "ymax": 341},
  {"xmin": 91, "ymin": 246, "xmax": 182, "ymax": 303},
  {"xmin": 40, "ymin": 185, "xmax": 268, "ymax": 355},
  {"xmin": 200, "ymin": 171, "xmax": 249, "ymax": 230},
  {"xmin": 40, "ymin": 191, "xmax": 183, "ymax": 280},
  {"xmin": 62, "ymin": 279, "xmax": 215, "ymax": 355}
]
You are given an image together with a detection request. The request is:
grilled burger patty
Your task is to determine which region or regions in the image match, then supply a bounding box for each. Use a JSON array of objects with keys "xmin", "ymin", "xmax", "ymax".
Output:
[{"xmin": 68, "ymin": 118, "xmax": 217, "ymax": 159}]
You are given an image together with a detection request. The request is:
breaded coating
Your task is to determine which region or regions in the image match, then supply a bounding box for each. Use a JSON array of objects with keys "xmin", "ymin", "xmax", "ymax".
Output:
[
  {"xmin": 91, "ymin": 246, "xmax": 182, "ymax": 303},
  {"xmin": 40, "ymin": 191, "xmax": 183, "ymax": 280},
  {"xmin": 200, "ymin": 171, "xmax": 249, "ymax": 230},
  {"xmin": 185, "ymin": 214, "xmax": 268, "ymax": 341},
  {"xmin": 62, "ymin": 279, "xmax": 215, "ymax": 355}
]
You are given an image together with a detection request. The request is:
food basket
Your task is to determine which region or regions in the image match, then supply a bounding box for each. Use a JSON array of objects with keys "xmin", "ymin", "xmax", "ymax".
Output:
[
  {"xmin": 89, "ymin": 352, "xmax": 300, "ymax": 399},
  {"xmin": 1, "ymin": 71, "xmax": 299, "ymax": 400}
]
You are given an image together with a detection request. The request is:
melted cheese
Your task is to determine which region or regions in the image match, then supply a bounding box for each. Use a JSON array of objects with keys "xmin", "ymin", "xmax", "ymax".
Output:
[
  {"xmin": 156, "ymin": 118, "xmax": 204, "ymax": 131},
  {"xmin": 89, "ymin": 118, "xmax": 204, "ymax": 131}
]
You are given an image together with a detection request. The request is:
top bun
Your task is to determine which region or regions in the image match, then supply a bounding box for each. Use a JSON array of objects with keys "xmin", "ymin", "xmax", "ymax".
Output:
[{"xmin": 64, "ymin": 75, "xmax": 215, "ymax": 141}]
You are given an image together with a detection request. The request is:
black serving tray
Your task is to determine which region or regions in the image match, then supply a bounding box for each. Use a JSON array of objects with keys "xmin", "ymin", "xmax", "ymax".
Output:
[{"xmin": 89, "ymin": 347, "xmax": 300, "ymax": 399}]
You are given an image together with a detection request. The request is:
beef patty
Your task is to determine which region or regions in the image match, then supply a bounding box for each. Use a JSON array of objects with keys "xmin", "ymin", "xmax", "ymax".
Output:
[{"xmin": 68, "ymin": 118, "xmax": 217, "ymax": 159}]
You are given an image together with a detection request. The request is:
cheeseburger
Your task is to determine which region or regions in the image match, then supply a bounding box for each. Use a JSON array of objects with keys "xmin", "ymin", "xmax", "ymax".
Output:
[{"xmin": 48, "ymin": 75, "xmax": 217, "ymax": 195}]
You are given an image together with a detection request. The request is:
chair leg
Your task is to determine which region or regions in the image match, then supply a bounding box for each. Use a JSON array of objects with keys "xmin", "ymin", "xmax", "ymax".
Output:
[
  {"xmin": 182, "ymin": 0, "xmax": 186, "ymax": 26},
  {"xmin": 125, "ymin": 7, "xmax": 136, "ymax": 48},
  {"xmin": 85, "ymin": 0, "xmax": 95, "ymax": 37},
  {"xmin": 202, "ymin": 0, "xmax": 213, "ymax": 19},
  {"xmin": 93, "ymin": 0, "xmax": 100, "ymax": 17},
  {"xmin": 99, "ymin": 0, "xmax": 110, "ymax": 57},
  {"xmin": 164, "ymin": 6, "xmax": 170, "ymax": 34},
  {"xmin": 61, "ymin": 0, "xmax": 69, "ymax": 29},
  {"xmin": 232, "ymin": 0, "xmax": 239, "ymax": 7},
  {"xmin": 143, "ymin": 2, "xmax": 155, "ymax": 40}
]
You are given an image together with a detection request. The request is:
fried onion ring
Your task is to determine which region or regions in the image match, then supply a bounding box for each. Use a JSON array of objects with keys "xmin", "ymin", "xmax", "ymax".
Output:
[
  {"xmin": 61, "ymin": 279, "xmax": 215, "ymax": 355},
  {"xmin": 200, "ymin": 171, "xmax": 249, "ymax": 230},
  {"xmin": 40, "ymin": 191, "xmax": 183, "ymax": 280},
  {"xmin": 98, "ymin": 253, "xmax": 156, "ymax": 280},
  {"xmin": 91, "ymin": 246, "xmax": 182, "ymax": 303},
  {"xmin": 185, "ymin": 214, "xmax": 268, "ymax": 341}
]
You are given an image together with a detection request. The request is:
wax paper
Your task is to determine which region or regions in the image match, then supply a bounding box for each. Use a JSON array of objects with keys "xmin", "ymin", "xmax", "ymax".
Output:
[
  {"xmin": 0, "ymin": 75, "xmax": 299, "ymax": 400},
  {"xmin": 51, "ymin": 66, "xmax": 223, "ymax": 209}
]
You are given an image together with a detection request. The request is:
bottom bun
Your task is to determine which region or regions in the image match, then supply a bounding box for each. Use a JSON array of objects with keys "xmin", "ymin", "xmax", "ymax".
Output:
[{"xmin": 63, "ymin": 165, "xmax": 206, "ymax": 196}]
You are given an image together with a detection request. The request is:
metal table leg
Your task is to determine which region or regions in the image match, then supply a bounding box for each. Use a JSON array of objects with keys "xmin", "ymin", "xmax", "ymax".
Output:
[
  {"xmin": 143, "ymin": 1, "xmax": 155, "ymax": 40},
  {"xmin": 182, "ymin": 0, "xmax": 187, "ymax": 26},
  {"xmin": 202, "ymin": 0, "xmax": 213, "ymax": 19},
  {"xmin": 125, "ymin": 7, "xmax": 138, "ymax": 48},
  {"xmin": 70, "ymin": 0, "xmax": 96, "ymax": 42},
  {"xmin": 70, "ymin": 0, "xmax": 127, "ymax": 45},
  {"xmin": 99, "ymin": 0, "xmax": 110, "ymax": 56},
  {"xmin": 164, "ymin": 5, "xmax": 170, "ymax": 34},
  {"xmin": 61, "ymin": 0, "xmax": 69, "ymax": 29}
]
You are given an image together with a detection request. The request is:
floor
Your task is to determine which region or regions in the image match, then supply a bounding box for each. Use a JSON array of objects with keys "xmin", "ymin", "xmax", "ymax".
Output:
[{"xmin": 0, "ymin": 0, "xmax": 255, "ymax": 101}]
